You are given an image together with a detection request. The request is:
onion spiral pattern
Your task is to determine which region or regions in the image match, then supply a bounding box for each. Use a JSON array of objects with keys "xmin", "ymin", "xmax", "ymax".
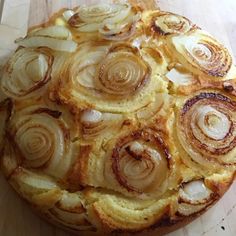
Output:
[
  {"xmin": 1, "ymin": 2, "xmax": 236, "ymax": 234},
  {"xmin": 170, "ymin": 31, "xmax": 232, "ymax": 77},
  {"xmin": 68, "ymin": 3, "xmax": 140, "ymax": 40},
  {"xmin": 177, "ymin": 92, "xmax": 236, "ymax": 168},
  {"xmin": 112, "ymin": 129, "xmax": 170, "ymax": 194},
  {"xmin": 1, "ymin": 47, "xmax": 53, "ymax": 98},
  {"xmin": 152, "ymin": 12, "xmax": 195, "ymax": 35},
  {"xmin": 55, "ymin": 42, "xmax": 154, "ymax": 113},
  {"xmin": 8, "ymin": 107, "xmax": 75, "ymax": 178},
  {"xmin": 69, "ymin": 43, "xmax": 150, "ymax": 98},
  {"xmin": 97, "ymin": 45, "xmax": 150, "ymax": 97}
]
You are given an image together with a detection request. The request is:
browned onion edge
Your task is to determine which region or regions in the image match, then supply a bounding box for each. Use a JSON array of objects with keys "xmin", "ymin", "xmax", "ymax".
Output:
[
  {"xmin": 112, "ymin": 129, "xmax": 171, "ymax": 193},
  {"xmin": 102, "ymin": 19, "xmax": 137, "ymax": 41},
  {"xmin": 180, "ymin": 92, "xmax": 236, "ymax": 161},
  {"xmin": 6, "ymin": 107, "xmax": 71, "ymax": 171},
  {"xmin": 182, "ymin": 92, "xmax": 236, "ymax": 115},
  {"xmin": 68, "ymin": 6, "xmax": 140, "ymax": 42},
  {"xmin": 183, "ymin": 41, "xmax": 232, "ymax": 78},
  {"xmin": 178, "ymin": 178, "xmax": 216, "ymax": 205},
  {"xmin": 151, "ymin": 11, "xmax": 198, "ymax": 36},
  {"xmin": 4, "ymin": 47, "xmax": 54, "ymax": 97},
  {"xmin": 97, "ymin": 43, "xmax": 151, "ymax": 97}
]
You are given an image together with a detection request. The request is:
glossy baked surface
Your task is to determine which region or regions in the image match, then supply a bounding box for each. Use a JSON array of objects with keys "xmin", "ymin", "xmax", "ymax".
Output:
[{"xmin": 0, "ymin": 2, "xmax": 236, "ymax": 235}]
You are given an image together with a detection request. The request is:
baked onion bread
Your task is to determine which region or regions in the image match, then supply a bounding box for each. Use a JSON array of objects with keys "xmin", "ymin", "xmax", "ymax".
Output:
[{"xmin": 0, "ymin": 1, "xmax": 236, "ymax": 235}]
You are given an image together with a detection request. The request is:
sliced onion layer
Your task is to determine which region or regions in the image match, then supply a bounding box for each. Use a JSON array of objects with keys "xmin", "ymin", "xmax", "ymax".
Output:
[
  {"xmin": 10, "ymin": 167, "xmax": 61, "ymax": 207},
  {"xmin": 48, "ymin": 191, "xmax": 94, "ymax": 231},
  {"xmin": 112, "ymin": 129, "xmax": 170, "ymax": 194},
  {"xmin": 178, "ymin": 180, "xmax": 214, "ymax": 216},
  {"xmin": 29, "ymin": 26, "xmax": 72, "ymax": 40},
  {"xmin": 166, "ymin": 65, "xmax": 195, "ymax": 86},
  {"xmin": 170, "ymin": 31, "xmax": 232, "ymax": 77},
  {"xmin": 177, "ymin": 92, "xmax": 236, "ymax": 168},
  {"xmin": 8, "ymin": 106, "xmax": 76, "ymax": 179},
  {"xmin": 16, "ymin": 36, "xmax": 77, "ymax": 52},
  {"xmin": 179, "ymin": 180, "xmax": 212, "ymax": 204},
  {"xmin": 152, "ymin": 12, "xmax": 195, "ymax": 35},
  {"xmin": 80, "ymin": 109, "xmax": 123, "ymax": 140},
  {"xmin": 68, "ymin": 3, "xmax": 140, "ymax": 40},
  {"xmin": 69, "ymin": 43, "xmax": 150, "ymax": 99},
  {"xmin": 97, "ymin": 45, "xmax": 150, "ymax": 97},
  {"xmin": 1, "ymin": 47, "xmax": 53, "ymax": 99}
]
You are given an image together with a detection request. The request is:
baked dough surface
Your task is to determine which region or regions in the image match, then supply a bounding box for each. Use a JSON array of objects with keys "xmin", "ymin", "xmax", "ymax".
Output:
[{"xmin": 0, "ymin": 2, "xmax": 236, "ymax": 235}]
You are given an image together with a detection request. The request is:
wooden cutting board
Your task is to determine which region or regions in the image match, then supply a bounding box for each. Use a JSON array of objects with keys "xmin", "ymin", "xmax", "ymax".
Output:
[{"xmin": 1, "ymin": 0, "xmax": 236, "ymax": 235}]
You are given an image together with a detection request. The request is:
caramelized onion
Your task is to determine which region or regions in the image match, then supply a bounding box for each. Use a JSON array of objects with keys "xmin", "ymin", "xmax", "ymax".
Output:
[
  {"xmin": 112, "ymin": 129, "xmax": 170, "ymax": 194},
  {"xmin": 179, "ymin": 180, "xmax": 213, "ymax": 204},
  {"xmin": 79, "ymin": 3, "xmax": 130, "ymax": 24},
  {"xmin": 97, "ymin": 47, "xmax": 150, "ymax": 96},
  {"xmin": 68, "ymin": 3, "xmax": 140, "ymax": 40},
  {"xmin": 1, "ymin": 47, "xmax": 53, "ymax": 99},
  {"xmin": 177, "ymin": 92, "xmax": 236, "ymax": 168},
  {"xmin": 152, "ymin": 12, "xmax": 195, "ymax": 35},
  {"xmin": 178, "ymin": 180, "xmax": 214, "ymax": 216},
  {"xmin": 8, "ymin": 106, "xmax": 75, "ymax": 178},
  {"xmin": 170, "ymin": 31, "xmax": 232, "ymax": 77},
  {"xmin": 69, "ymin": 43, "xmax": 150, "ymax": 99}
]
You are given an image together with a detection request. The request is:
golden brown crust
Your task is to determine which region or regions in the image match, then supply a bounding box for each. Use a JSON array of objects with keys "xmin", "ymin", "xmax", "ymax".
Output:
[{"xmin": 0, "ymin": 1, "xmax": 236, "ymax": 236}]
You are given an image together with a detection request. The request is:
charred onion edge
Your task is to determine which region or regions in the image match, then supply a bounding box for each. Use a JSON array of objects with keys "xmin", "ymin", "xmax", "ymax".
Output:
[
  {"xmin": 112, "ymin": 129, "xmax": 171, "ymax": 193},
  {"xmin": 178, "ymin": 179, "xmax": 216, "ymax": 205},
  {"xmin": 180, "ymin": 92, "xmax": 236, "ymax": 157},
  {"xmin": 151, "ymin": 11, "xmax": 198, "ymax": 36},
  {"xmin": 182, "ymin": 40, "xmax": 232, "ymax": 78}
]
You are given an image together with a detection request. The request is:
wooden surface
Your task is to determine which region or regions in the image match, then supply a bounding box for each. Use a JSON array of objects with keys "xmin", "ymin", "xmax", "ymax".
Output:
[
  {"xmin": 1, "ymin": 0, "xmax": 236, "ymax": 235},
  {"xmin": 0, "ymin": 0, "xmax": 30, "ymax": 68}
]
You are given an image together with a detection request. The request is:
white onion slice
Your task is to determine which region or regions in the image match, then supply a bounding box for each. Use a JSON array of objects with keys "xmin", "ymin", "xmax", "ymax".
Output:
[
  {"xmin": 30, "ymin": 26, "xmax": 72, "ymax": 40},
  {"xmin": 195, "ymin": 105, "xmax": 231, "ymax": 140},
  {"xmin": 69, "ymin": 3, "xmax": 139, "ymax": 40},
  {"xmin": 16, "ymin": 36, "xmax": 77, "ymax": 52},
  {"xmin": 166, "ymin": 68, "xmax": 194, "ymax": 85},
  {"xmin": 184, "ymin": 36, "xmax": 212, "ymax": 62},
  {"xmin": 80, "ymin": 109, "xmax": 103, "ymax": 124},
  {"xmin": 179, "ymin": 180, "xmax": 212, "ymax": 204},
  {"xmin": 63, "ymin": 10, "xmax": 75, "ymax": 21},
  {"xmin": 12, "ymin": 168, "xmax": 58, "ymax": 193},
  {"xmin": 128, "ymin": 141, "xmax": 144, "ymax": 153}
]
